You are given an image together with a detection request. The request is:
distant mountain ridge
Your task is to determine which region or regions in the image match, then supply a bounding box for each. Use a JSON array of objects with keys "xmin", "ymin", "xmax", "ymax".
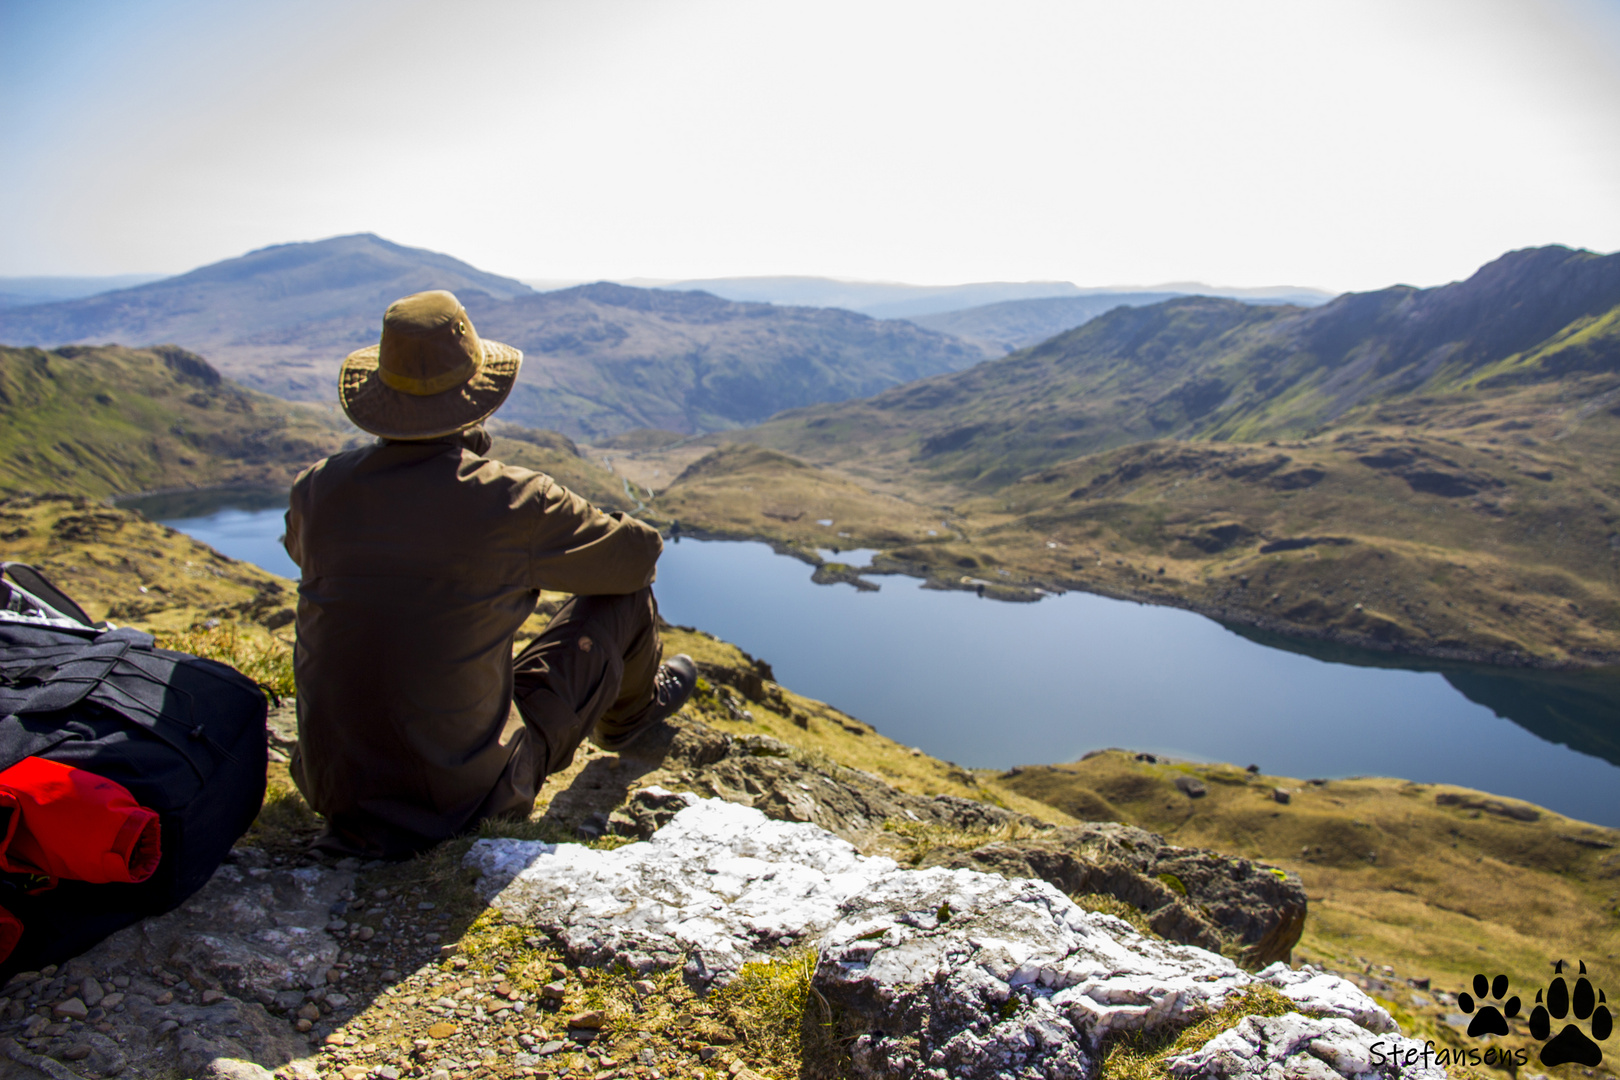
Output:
[
  {"xmin": 0, "ymin": 274, "xmax": 168, "ymax": 308},
  {"xmin": 742, "ymin": 245, "xmax": 1620, "ymax": 484},
  {"xmin": 907, "ymin": 292, "xmax": 1185, "ymax": 355},
  {"xmin": 653, "ymin": 277, "xmax": 1087, "ymax": 319},
  {"xmin": 473, "ymin": 282, "xmax": 984, "ymax": 437},
  {"xmin": 0, "ymin": 234, "xmax": 532, "ymax": 369},
  {"xmin": 0, "ymin": 234, "xmax": 981, "ymax": 439},
  {"xmin": 653, "ymin": 275, "xmax": 1334, "ymax": 319}
]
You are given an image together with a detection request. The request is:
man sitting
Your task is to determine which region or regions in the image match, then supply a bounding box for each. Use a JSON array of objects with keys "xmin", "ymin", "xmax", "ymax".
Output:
[{"xmin": 283, "ymin": 289, "xmax": 695, "ymax": 858}]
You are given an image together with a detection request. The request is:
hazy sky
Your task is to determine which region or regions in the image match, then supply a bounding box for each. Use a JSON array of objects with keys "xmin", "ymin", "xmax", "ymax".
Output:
[{"xmin": 3, "ymin": 0, "xmax": 1618, "ymax": 291}]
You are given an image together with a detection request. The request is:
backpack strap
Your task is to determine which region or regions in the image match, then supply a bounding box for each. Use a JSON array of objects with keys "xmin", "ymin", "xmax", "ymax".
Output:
[
  {"xmin": 0, "ymin": 565, "xmax": 93, "ymax": 628},
  {"xmin": 0, "ymin": 630, "xmax": 136, "ymax": 773}
]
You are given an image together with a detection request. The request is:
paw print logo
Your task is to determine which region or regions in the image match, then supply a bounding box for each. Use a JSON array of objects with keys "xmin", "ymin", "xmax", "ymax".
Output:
[
  {"xmin": 1458, "ymin": 972, "xmax": 1520, "ymax": 1037},
  {"xmin": 1530, "ymin": 960, "xmax": 1611, "ymax": 1068}
]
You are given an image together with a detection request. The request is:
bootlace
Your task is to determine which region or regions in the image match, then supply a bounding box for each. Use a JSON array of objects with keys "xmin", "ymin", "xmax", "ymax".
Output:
[{"xmin": 653, "ymin": 665, "xmax": 681, "ymax": 703}]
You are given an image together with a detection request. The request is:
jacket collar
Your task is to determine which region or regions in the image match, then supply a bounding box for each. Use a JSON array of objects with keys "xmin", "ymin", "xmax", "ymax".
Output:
[{"xmin": 382, "ymin": 426, "xmax": 492, "ymax": 456}]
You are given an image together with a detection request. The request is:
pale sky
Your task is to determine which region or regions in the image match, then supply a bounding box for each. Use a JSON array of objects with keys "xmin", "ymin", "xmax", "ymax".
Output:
[{"xmin": 3, "ymin": 0, "xmax": 1618, "ymax": 292}]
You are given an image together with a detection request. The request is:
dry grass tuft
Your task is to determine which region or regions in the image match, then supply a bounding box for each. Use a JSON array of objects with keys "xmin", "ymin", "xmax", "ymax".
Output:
[
  {"xmin": 879, "ymin": 816, "xmax": 1052, "ymax": 865},
  {"xmin": 157, "ymin": 620, "xmax": 295, "ymax": 697},
  {"xmin": 1071, "ymin": 892, "xmax": 1158, "ymax": 938},
  {"xmin": 243, "ymin": 772, "xmax": 323, "ymax": 856},
  {"xmin": 710, "ymin": 948, "xmax": 849, "ymax": 1079}
]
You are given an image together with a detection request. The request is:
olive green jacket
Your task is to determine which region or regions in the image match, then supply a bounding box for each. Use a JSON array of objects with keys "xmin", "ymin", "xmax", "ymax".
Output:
[{"xmin": 283, "ymin": 428, "xmax": 661, "ymax": 853}]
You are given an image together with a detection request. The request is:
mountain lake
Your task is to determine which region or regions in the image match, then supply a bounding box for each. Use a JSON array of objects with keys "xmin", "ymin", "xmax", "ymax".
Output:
[{"xmin": 126, "ymin": 487, "xmax": 1620, "ymax": 827}]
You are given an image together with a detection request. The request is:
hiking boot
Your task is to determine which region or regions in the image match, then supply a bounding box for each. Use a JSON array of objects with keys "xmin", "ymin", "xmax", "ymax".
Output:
[{"xmin": 590, "ymin": 653, "xmax": 698, "ymax": 753}]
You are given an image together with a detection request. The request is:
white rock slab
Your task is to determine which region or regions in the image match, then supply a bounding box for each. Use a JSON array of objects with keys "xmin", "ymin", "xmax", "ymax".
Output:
[
  {"xmin": 466, "ymin": 798, "xmax": 1395, "ymax": 1080},
  {"xmin": 1167, "ymin": 1012, "xmax": 1445, "ymax": 1080},
  {"xmin": 1256, "ymin": 962, "xmax": 1396, "ymax": 1033}
]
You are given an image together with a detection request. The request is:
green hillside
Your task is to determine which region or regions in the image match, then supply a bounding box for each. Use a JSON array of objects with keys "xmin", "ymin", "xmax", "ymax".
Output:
[
  {"xmin": 0, "ymin": 344, "xmax": 354, "ymax": 499},
  {"xmin": 742, "ymin": 246, "xmax": 1620, "ymax": 487}
]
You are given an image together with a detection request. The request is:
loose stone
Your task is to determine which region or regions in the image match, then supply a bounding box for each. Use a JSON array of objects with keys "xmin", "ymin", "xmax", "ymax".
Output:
[{"xmin": 52, "ymin": 997, "xmax": 88, "ymax": 1020}]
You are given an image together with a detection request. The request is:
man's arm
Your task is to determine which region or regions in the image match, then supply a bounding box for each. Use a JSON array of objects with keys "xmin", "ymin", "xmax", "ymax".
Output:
[
  {"xmin": 522, "ymin": 473, "xmax": 663, "ymax": 595},
  {"xmin": 282, "ymin": 463, "xmax": 317, "ymax": 571}
]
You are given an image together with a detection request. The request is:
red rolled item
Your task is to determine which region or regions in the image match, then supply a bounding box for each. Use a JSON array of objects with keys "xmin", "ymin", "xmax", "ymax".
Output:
[
  {"xmin": 0, "ymin": 757, "xmax": 161, "ymax": 885},
  {"xmin": 0, "ymin": 903, "xmax": 19, "ymax": 963}
]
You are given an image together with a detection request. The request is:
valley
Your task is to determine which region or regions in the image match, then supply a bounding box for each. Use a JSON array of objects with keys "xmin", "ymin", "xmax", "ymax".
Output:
[{"xmin": 616, "ymin": 245, "xmax": 1620, "ymax": 668}]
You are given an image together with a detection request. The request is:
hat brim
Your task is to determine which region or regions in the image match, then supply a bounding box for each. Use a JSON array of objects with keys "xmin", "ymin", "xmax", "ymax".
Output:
[{"xmin": 338, "ymin": 341, "xmax": 522, "ymax": 440}]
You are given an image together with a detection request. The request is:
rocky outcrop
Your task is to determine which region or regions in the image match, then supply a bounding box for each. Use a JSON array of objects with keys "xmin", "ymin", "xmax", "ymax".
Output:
[
  {"xmin": 929, "ymin": 822, "xmax": 1307, "ymax": 966},
  {"xmin": 608, "ymin": 723, "xmax": 1036, "ymax": 846},
  {"xmin": 467, "ymin": 799, "xmax": 1392, "ymax": 1080},
  {"xmin": 616, "ymin": 722, "xmax": 1305, "ymax": 966}
]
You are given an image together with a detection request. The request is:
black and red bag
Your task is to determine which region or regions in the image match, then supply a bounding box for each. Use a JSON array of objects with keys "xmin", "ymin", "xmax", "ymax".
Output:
[{"xmin": 0, "ymin": 563, "xmax": 268, "ymax": 977}]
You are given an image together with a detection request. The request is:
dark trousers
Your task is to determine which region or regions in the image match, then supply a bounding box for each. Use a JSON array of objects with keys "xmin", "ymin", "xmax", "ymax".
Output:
[{"xmin": 477, "ymin": 587, "xmax": 663, "ymax": 823}]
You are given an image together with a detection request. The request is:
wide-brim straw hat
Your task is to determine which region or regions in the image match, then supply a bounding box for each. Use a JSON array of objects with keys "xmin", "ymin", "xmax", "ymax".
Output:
[{"xmin": 339, "ymin": 289, "xmax": 522, "ymax": 440}]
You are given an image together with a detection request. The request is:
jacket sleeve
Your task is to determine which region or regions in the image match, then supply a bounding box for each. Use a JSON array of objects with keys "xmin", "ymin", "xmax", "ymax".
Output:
[
  {"xmin": 521, "ymin": 472, "xmax": 663, "ymax": 595},
  {"xmin": 283, "ymin": 463, "xmax": 317, "ymax": 571}
]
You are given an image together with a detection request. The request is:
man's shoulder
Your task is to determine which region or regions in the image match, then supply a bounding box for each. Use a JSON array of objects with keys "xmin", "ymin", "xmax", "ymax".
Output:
[
  {"xmin": 457, "ymin": 445, "xmax": 559, "ymax": 493},
  {"xmin": 292, "ymin": 442, "xmax": 374, "ymax": 488}
]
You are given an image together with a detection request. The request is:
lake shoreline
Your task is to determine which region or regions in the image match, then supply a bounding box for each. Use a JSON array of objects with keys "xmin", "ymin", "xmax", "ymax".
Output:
[
  {"xmin": 667, "ymin": 520, "xmax": 1620, "ymax": 673},
  {"xmin": 131, "ymin": 491, "xmax": 1620, "ymax": 825}
]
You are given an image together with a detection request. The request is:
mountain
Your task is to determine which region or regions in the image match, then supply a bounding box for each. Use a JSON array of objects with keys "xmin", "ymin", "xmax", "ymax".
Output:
[
  {"xmin": 0, "ymin": 234, "xmax": 535, "ymax": 399},
  {"xmin": 469, "ymin": 283, "xmax": 983, "ymax": 438},
  {"xmin": 906, "ymin": 292, "xmax": 1185, "ymax": 355},
  {"xmin": 0, "ymin": 274, "xmax": 167, "ymax": 308},
  {"xmin": 743, "ymin": 245, "xmax": 1620, "ymax": 484},
  {"xmin": 654, "ymin": 277, "xmax": 1086, "ymax": 319},
  {"xmin": 0, "ymin": 344, "xmax": 354, "ymax": 499},
  {"xmin": 0, "ymin": 236, "xmax": 984, "ymax": 439},
  {"xmin": 657, "ymin": 275, "xmax": 1334, "ymax": 320}
]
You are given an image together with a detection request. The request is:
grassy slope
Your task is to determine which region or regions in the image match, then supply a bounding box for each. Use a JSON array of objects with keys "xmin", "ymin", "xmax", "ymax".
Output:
[
  {"xmin": 0, "ymin": 341, "xmax": 631, "ymax": 517},
  {"xmin": 0, "ymin": 344, "xmax": 354, "ymax": 499},
  {"xmin": 650, "ymin": 444, "xmax": 946, "ymax": 549}
]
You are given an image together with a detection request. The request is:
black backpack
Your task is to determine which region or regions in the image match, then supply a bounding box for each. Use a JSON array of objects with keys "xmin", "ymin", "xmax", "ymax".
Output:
[{"xmin": 0, "ymin": 563, "xmax": 268, "ymax": 977}]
